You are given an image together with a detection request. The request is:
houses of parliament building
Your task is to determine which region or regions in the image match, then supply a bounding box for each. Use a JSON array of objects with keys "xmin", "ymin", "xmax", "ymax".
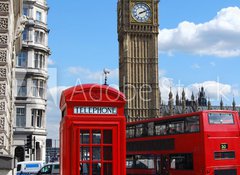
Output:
[{"xmin": 160, "ymin": 86, "xmax": 240, "ymax": 117}]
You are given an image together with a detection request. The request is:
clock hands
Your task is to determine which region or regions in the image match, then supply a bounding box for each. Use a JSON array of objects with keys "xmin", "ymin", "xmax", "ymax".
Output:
[{"xmin": 138, "ymin": 10, "xmax": 147, "ymax": 15}]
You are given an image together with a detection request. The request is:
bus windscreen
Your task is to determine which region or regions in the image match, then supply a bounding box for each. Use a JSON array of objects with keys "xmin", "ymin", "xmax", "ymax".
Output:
[{"xmin": 208, "ymin": 113, "xmax": 234, "ymax": 124}]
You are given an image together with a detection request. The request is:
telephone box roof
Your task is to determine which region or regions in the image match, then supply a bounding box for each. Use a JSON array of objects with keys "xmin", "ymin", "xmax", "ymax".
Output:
[{"xmin": 60, "ymin": 84, "xmax": 126, "ymax": 110}]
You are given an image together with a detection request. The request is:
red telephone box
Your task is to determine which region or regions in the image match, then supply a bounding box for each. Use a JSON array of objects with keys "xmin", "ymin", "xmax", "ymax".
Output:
[{"xmin": 59, "ymin": 84, "xmax": 126, "ymax": 175}]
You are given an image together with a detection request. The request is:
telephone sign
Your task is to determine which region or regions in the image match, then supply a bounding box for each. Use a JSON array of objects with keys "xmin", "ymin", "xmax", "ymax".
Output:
[{"xmin": 74, "ymin": 106, "xmax": 117, "ymax": 115}]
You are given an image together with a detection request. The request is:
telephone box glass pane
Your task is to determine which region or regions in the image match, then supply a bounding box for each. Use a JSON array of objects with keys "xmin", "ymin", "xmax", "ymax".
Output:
[
  {"xmin": 92, "ymin": 163, "xmax": 101, "ymax": 175},
  {"xmin": 80, "ymin": 163, "xmax": 89, "ymax": 175},
  {"xmin": 93, "ymin": 130, "xmax": 101, "ymax": 144},
  {"xmin": 80, "ymin": 147, "xmax": 90, "ymax": 160},
  {"xmin": 80, "ymin": 130, "xmax": 90, "ymax": 144},
  {"xmin": 103, "ymin": 146, "xmax": 112, "ymax": 160},
  {"xmin": 103, "ymin": 130, "xmax": 112, "ymax": 144},
  {"xmin": 92, "ymin": 147, "xmax": 101, "ymax": 160},
  {"xmin": 103, "ymin": 163, "xmax": 112, "ymax": 175}
]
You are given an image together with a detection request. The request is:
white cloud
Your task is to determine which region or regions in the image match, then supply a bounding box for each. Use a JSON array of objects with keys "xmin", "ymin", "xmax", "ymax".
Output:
[
  {"xmin": 191, "ymin": 64, "xmax": 200, "ymax": 69},
  {"xmin": 159, "ymin": 78, "xmax": 237, "ymax": 105},
  {"xmin": 159, "ymin": 69, "xmax": 167, "ymax": 77},
  {"xmin": 67, "ymin": 67, "xmax": 119, "ymax": 84},
  {"xmin": 48, "ymin": 86, "xmax": 68, "ymax": 107},
  {"xmin": 210, "ymin": 62, "xmax": 216, "ymax": 67},
  {"xmin": 159, "ymin": 76, "xmax": 174, "ymax": 103},
  {"xmin": 191, "ymin": 81, "xmax": 232, "ymax": 101},
  {"xmin": 48, "ymin": 58, "xmax": 55, "ymax": 65},
  {"xmin": 159, "ymin": 7, "xmax": 240, "ymax": 58}
]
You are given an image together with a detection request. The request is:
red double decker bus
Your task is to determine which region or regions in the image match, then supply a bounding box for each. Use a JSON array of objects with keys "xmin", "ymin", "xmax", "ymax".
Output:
[{"xmin": 126, "ymin": 110, "xmax": 240, "ymax": 175}]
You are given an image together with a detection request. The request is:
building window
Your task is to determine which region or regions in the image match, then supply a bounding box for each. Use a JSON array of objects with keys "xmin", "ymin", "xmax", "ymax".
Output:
[
  {"xmin": 32, "ymin": 79, "xmax": 38, "ymax": 97},
  {"xmin": 17, "ymin": 79, "xmax": 27, "ymax": 97},
  {"xmin": 39, "ymin": 80, "xmax": 44, "ymax": 97},
  {"xmin": 34, "ymin": 31, "xmax": 45, "ymax": 44},
  {"xmin": 36, "ymin": 11, "xmax": 42, "ymax": 21},
  {"xmin": 32, "ymin": 109, "xmax": 44, "ymax": 127},
  {"xmin": 22, "ymin": 29, "xmax": 28, "ymax": 41},
  {"xmin": 16, "ymin": 107, "xmax": 26, "ymax": 127},
  {"xmin": 17, "ymin": 51, "xmax": 27, "ymax": 67},
  {"xmin": 34, "ymin": 53, "xmax": 45, "ymax": 69},
  {"xmin": 23, "ymin": 7, "xmax": 28, "ymax": 16},
  {"xmin": 32, "ymin": 79, "xmax": 45, "ymax": 98}
]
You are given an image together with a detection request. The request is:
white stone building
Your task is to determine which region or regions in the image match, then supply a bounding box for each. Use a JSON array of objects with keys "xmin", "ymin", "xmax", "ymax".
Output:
[{"xmin": 13, "ymin": 0, "xmax": 50, "ymax": 162}]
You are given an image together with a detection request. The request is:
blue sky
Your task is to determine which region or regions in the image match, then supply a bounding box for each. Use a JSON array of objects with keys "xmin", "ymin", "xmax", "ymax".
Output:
[{"xmin": 46, "ymin": 0, "xmax": 240, "ymax": 139}]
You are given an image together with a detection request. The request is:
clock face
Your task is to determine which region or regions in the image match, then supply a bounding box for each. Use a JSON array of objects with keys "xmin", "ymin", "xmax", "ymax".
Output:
[{"xmin": 132, "ymin": 3, "xmax": 151, "ymax": 23}]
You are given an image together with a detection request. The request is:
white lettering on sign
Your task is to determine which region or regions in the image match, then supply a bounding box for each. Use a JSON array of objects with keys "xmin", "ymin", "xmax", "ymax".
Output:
[{"xmin": 74, "ymin": 106, "xmax": 117, "ymax": 115}]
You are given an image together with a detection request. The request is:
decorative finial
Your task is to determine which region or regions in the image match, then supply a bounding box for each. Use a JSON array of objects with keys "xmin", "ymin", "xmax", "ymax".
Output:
[
  {"xmin": 208, "ymin": 97, "xmax": 211, "ymax": 110},
  {"xmin": 103, "ymin": 68, "xmax": 110, "ymax": 85},
  {"xmin": 168, "ymin": 87, "xmax": 174, "ymax": 116},
  {"xmin": 220, "ymin": 97, "xmax": 223, "ymax": 110},
  {"xmin": 232, "ymin": 96, "xmax": 236, "ymax": 111},
  {"xmin": 176, "ymin": 91, "xmax": 180, "ymax": 106},
  {"xmin": 182, "ymin": 88, "xmax": 186, "ymax": 100},
  {"xmin": 169, "ymin": 87, "xmax": 173, "ymax": 99},
  {"xmin": 191, "ymin": 91, "xmax": 194, "ymax": 101}
]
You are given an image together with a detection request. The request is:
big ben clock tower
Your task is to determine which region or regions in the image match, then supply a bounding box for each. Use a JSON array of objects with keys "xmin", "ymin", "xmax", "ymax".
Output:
[{"xmin": 118, "ymin": 0, "xmax": 160, "ymax": 121}]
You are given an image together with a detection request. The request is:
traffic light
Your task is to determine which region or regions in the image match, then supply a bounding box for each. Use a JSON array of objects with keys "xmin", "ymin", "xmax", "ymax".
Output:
[{"xmin": 25, "ymin": 135, "xmax": 32, "ymax": 150}]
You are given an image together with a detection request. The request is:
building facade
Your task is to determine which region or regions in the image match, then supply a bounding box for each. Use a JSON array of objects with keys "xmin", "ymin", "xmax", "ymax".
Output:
[
  {"xmin": 161, "ymin": 87, "xmax": 240, "ymax": 116},
  {"xmin": 118, "ymin": 0, "xmax": 160, "ymax": 122},
  {"xmin": 13, "ymin": 0, "xmax": 50, "ymax": 162},
  {"xmin": 0, "ymin": 0, "xmax": 23, "ymax": 174}
]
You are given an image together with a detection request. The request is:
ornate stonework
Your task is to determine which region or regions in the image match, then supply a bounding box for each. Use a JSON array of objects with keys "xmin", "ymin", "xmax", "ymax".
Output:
[
  {"xmin": 0, "ymin": 66, "xmax": 6, "ymax": 78},
  {"xmin": 0, "ymin": 17, "xmax": 8, "ymax": 30},
  {"xmin": 0, "ymin": 101, "xmax": 5, "ymax": 111},
  {"xmin": 0, "ymin": 0, "xmax": 22, "ymax": 171},
  {"xmin": 0, "ymin": 2, "xmax": 9, "ymax": 13},
  {"xmin": 0, "ymin": 135, "xmax": 4, "ymax": 147},
  {"xmin": 0, "ymin": 83, "xmax": 6, "ymax": 96},
  {"xmin": 0, "ymin": 116, "xmax": 4, "ymax": 130},
  {"xmin": 0, "ymin": 50, "xmax": 7, "ymax": 63},
  {"xmin": 118, "ymin": 0, "xmax": 160, "ymax": 121},
  {"xmin": 0, "ymin": 34, "xmax": 7, "ymax": 45}
]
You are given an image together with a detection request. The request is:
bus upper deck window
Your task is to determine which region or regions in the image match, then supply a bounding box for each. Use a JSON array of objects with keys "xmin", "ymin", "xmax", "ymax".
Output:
[
  {"xmin": 208, "ymin": 113, "xmax": 234, "ymax": 124},
  {"xmin": 127, "ymin": 126, "xmax": 135, "ymax": 138},
  {"xmin": 185, "ymin": 116, "xmax": 199, "ymax": 133}
]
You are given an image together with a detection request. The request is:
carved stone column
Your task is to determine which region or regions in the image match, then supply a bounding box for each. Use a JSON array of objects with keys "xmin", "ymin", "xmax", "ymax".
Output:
[{"xmin": 0, "ymin": 0, "xmax": 22, "ymax": 174}]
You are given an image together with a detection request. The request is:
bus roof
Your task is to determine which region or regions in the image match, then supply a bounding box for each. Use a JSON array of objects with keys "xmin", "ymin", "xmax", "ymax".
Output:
[{"xmin": 127, "ymin": 110, "xmax": 238, "ymax": 125}]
